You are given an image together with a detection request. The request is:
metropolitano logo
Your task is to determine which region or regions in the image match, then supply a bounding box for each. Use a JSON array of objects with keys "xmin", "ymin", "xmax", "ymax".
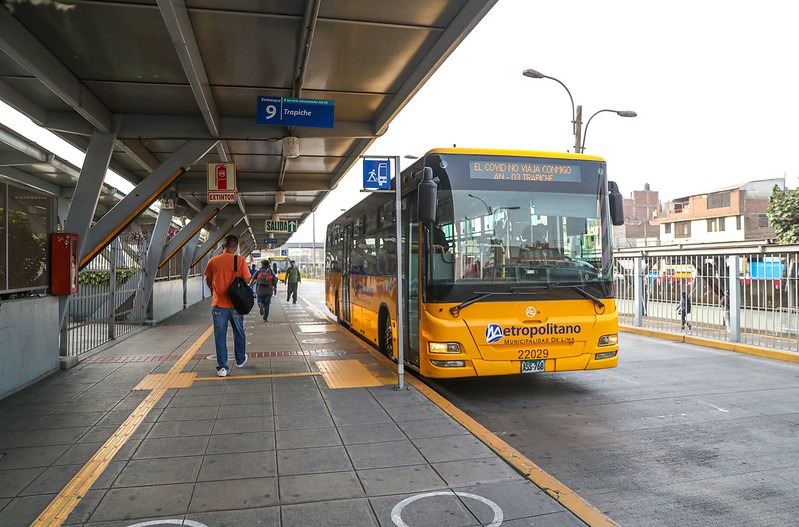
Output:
[{"xmin": 485, "ymin": 324, "xmax": 503, "ymax": 344}]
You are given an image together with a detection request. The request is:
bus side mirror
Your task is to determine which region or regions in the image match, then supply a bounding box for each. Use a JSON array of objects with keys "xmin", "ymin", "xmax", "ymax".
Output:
[
  {"xmin": 418, "ymin": 167, "xmax": 438, "ymax": 224},
  {"xmin": 609, "ymin": 181, "xmax": 624, "ymax": 226}
]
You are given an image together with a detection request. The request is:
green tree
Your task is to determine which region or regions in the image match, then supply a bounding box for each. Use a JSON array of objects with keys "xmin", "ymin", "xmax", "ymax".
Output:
[
  {"xmin": 6, "ymin": 209, "xmax": 47, "ymax": 287},
  {"xmin": 766, "ymin": 185, "xmax": 799, "ymax": 244}
]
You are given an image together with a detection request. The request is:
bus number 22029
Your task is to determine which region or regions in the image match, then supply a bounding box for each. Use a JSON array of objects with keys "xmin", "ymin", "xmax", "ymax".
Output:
[{"xmin": 518, "ymin": 349, "xmax": 549, "ymax": 360}]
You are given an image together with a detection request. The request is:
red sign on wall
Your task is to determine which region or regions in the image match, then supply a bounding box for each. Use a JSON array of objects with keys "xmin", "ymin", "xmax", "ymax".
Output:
[{"xmin": 208, "ymin": 162, "xmax": 236, "ymax": 203}]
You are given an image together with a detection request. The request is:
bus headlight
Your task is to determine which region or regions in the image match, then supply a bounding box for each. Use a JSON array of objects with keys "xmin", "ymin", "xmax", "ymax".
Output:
[
  {"xmin": 430, "ymin": 360, "xmax": 466, "ymax": 367},
  {"xmin": 429, "ymin": 342, "xmax": 461, "ymax": 354},
  {"xmin": 598, "ymin": 334, "xmax": 618, "ymax": 347}
]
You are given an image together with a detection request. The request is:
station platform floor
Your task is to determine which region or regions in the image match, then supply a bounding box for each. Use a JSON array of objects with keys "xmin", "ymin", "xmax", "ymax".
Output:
[{"xmin": 0, "ymin": 284, "xmax": 606, "ymax": 527}]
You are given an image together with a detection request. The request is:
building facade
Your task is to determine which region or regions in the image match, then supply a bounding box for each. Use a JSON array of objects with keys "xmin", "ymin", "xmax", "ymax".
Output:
[
  {"xmin": 613, "ymin": 183, "xmax": 662, "ymax": 248},
  {"xmin": 653, "ymin": 178, "xmax": 780, "ymax": 245}
]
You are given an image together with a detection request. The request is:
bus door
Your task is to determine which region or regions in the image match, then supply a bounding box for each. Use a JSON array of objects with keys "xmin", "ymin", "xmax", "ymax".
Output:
[
  {"xmin": 404, "ymin": 197, "xmax": 420, "ymax": 367},
  {"xmin": 341, "ymin": 224, "xmax": 352, "ymax": 325}
]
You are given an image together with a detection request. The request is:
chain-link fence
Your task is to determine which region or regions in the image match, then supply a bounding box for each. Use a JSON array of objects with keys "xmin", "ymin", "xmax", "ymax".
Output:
[{"xmin": 616, "ymin": 246, "xmax": 799, "ymax": 353}]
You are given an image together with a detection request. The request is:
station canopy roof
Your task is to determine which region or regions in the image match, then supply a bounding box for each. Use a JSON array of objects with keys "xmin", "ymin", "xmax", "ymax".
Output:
[{"xmin": 0, "ymin": 0, "xmax": 497, "ymax": 253}]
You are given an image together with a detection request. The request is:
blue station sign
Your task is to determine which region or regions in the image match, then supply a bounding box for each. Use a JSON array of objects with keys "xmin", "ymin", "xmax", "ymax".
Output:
[
  {"xmin": 257, "ymin": 96, "xmax": 335, "ymax": 128},
  {"xmin": 363, "ymin": 158, "xmax": 391, "ymax": 190}
]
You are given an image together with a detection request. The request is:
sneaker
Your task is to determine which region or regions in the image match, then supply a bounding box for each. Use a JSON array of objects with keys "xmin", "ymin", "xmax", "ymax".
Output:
[
  {"xmin": 260, "ymin": 304, "xmax": 265, "ymax": 316},
  {"xmin": 236, "ymin": 355, "xmax": 248, "ymax": 368},
  {"xmin": 217, "ymin": 367, "xmax": 228, "ymax": 377}
]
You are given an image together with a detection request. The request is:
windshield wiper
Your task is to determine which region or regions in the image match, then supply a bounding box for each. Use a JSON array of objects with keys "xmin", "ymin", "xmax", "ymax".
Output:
[
  {"xmin": 550, "ymin": 283, "xmax": 605, "ymax": 309},
  {"xmin": 450, "ymin": 290, "xmax": 516, "ymax": 317},
  {"xmin": 448, "ymin": 284, "xmax": 603, "ymax": 317}
]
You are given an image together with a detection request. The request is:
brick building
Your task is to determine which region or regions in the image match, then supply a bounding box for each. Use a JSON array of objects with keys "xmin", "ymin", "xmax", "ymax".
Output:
[{"xmin": 652, "ymin": 178, "xmax": 781, "ymax": 245}]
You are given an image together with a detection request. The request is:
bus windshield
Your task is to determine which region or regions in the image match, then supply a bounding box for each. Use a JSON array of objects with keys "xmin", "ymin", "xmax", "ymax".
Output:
[{"xmin": 425, "ymin": 153, "xmax": 614, "ymax": 300}]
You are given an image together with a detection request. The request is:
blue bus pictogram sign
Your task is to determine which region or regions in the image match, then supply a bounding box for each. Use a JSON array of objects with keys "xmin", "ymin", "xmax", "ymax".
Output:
[{"xmin": 363, "ymin": 159, "xmax": 391, "ymax": 189}]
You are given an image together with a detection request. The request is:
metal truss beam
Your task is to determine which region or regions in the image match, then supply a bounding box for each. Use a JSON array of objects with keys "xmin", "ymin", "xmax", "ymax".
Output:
[
  {"xmin": 81, "ymin": 139, "xmax": 216, "ymax": 267},
  {"xmin": 159, "ymin": 204, "xmax": 219, "ymax": 268},
  {"xmin": 0, "ymin": 8, "xmax": 112, "ymax": 132}
]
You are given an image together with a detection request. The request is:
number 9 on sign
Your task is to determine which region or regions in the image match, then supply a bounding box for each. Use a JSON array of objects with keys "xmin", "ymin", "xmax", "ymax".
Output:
[{"xmin": 264, "ymin": 104, "xmax": 277, "ymax": 121}]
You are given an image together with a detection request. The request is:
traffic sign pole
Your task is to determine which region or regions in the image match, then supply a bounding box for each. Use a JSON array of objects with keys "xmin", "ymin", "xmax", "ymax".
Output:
[{"xmin": 393, "ymin": 155, "xmax": 405, "ymax": 391}]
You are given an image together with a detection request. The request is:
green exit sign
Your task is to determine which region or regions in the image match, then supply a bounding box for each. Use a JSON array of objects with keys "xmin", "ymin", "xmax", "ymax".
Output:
[{"xmin": 264, "ymin": 220, "xmax": 297, "ymax": 233}]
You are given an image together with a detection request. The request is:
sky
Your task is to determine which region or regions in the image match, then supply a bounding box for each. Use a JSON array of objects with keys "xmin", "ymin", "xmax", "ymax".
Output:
[
  {"xmin": 2, "ymin": 0, "xmax": 798, "ymax": 245},
  {"xmin": 291, "ymin": 0, "xmax": 799, "ymax": 242}
]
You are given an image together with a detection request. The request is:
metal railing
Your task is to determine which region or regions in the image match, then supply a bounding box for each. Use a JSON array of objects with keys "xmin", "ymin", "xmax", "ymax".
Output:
[
  {"xmin": 65, "ymin": 233, "xmax": 147, "ymax": 356},
  {"xmin": 615, "ymin": 245, "xmax": 799, "ymax": 353}
]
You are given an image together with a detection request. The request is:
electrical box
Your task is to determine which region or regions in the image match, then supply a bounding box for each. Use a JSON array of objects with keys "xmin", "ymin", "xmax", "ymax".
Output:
[{"xmin": 51, "ymin": 233, "xmax": 79, "ymax": 295}]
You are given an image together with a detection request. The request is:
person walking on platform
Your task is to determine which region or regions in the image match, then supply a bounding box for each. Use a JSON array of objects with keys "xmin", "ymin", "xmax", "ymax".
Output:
[
  {"xmin": 249, "ymin": 263, "xmax": 258, "ymax": 293},
  {"xmin": 204, "ymin": 234, "xmax": 251, "ymax": 377},
  {"xmin": 677, "ymin": 291, "xmax": 692, "ymax": 330},
  {"xmin": 720, "ymin": 290, "xmax": 731, "ymax": 334},
  {"xmin": 250, "ymin": 259, "xmax": 277, "ymax": 322},
  {"xmin": 272, "ymin": 262, "xmax": 280, "ymax": 297},
  {"xmin": 284, "ymin": 259, "xmax": 301, "ymax": 304}
]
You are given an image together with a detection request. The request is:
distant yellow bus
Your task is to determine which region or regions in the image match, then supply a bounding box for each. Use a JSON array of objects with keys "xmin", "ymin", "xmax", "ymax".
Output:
[
  {"xmin": 257, "ymin": 254, "xmax": 290, "ymax": 282},
  {"xmin": 325, "ymin": 148, "xmax": 624, "ymax": 378}
]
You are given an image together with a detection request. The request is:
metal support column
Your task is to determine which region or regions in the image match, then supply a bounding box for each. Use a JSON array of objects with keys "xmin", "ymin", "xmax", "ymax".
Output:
[
  {"xmin": 182, "ymin": 229, "xmax": 203, "ymax": 308},
  {"xmin": 108, "ymin": 243, "xmax": 117, "ymax": 340},
  {"xmin": 64, "ymin": 129, "xmax": 117, "ymax": 245},
  {"xmin": 133, "ymin": 205, "xmax": 174, "ymax": 321},
  {"xmin": 59, "ymin": 129, "xmax": 117, "ymax": 347},
  {"xmin": 633, "ymin": 256, "xmax": 643, "ymax": 326},
  {"xmin": 393, "ymin": 155, "xmax": 405, "ymax": 391},
  {"xmin": 728, "ymin": 256, "xmax": 741, "ymax": 342}
]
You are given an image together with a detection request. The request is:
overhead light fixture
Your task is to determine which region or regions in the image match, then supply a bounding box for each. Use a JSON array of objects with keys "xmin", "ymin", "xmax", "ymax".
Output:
[
  {"xmin": 282, "ymin": 136, "xmax": 300, "ymax": 159},
  {"xmin": 276, "ymin": 191, "xmax": 286, "ymax": 204}
]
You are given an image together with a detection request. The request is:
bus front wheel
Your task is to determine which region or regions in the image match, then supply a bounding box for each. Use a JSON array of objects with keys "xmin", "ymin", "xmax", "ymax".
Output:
[{"xmin": 379, "ymin": 312, "xmax": 395, "ymax": 361}]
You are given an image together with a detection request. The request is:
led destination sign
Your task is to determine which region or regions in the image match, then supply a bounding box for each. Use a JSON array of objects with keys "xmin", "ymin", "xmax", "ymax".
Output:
[{"xmin": 469, "ymin": 159, "xmax": 581, "ymax": 183}]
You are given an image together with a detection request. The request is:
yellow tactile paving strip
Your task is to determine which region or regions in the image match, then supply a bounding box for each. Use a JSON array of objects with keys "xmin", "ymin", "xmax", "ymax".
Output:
[
  {"xmin": 31, "ymin": 325, "xmax": 214, "ymax": 527},
  {"xmin": 194, "ymin": 372, "xmax": 321, "ymax": 381},
  {"xmin": 316, "ymin": 359, "xmax": 385, "ymax": 389},
  {"xmin": 133, "ymin": 372, "xmax": 196, "ymax": 390}
]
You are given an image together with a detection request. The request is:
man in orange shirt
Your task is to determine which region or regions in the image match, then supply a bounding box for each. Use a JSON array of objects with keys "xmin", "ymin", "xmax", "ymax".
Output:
[{"xmin": 204, "ymin": 234, "xmax": 252, "ymax": 376}]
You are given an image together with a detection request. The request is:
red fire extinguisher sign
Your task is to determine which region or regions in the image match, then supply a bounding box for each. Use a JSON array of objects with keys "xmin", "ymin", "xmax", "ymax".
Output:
[
  {"xmin": 216, "ymin": 165, "xmax": 227, "ymax": 189},
  {"xmin": 207, "ymin": 162, "xmax": 237, "ymax": 203}
]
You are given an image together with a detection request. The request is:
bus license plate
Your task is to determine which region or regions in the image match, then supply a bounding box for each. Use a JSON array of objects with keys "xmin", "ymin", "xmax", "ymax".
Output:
[{"xmin": 521, "ymin": 360, "xmax": 545, "ymax": 374}]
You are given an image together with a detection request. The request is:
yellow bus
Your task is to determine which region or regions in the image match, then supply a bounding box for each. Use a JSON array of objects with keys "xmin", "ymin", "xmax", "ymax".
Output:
[
  {"xmin": 325, "ymin": 148, "xmax": 624, "ymax": 378},
  {"xmin": 259, "ymin": 254, "xmax": 290, "ymax": 282}
]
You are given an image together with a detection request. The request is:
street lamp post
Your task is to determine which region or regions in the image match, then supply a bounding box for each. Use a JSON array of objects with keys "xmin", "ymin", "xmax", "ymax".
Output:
[
  {"xmin": 522, "ymin": 68, "xmax": 636, "ymax": 153},
  {"xmin": 582, "ymin": 109, "xmax": 637, "ymax": 153}
]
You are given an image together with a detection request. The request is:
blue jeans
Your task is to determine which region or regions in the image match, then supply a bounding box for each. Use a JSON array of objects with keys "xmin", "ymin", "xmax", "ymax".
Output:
[
  {"xmin": 212, "ymin": 306, "xmax": 246, "ymax": 371},
  {"xmin": 257, "ymin": 294, "xmax": 272, "ymax": 321}
]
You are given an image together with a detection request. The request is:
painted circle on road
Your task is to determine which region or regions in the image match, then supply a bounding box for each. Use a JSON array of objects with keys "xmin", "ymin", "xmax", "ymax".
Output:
[
  {"xmin": 390, "ymin": 490, "xmax": 503, "ymax": 527},
  {"xmin": 127, "ymin": 520, "xmax": 208, "ymax": 527}
]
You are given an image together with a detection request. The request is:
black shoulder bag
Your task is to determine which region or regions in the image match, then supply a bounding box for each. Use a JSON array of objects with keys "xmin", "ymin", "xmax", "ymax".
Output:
[{"xmin": 227, "ymin": 255, "xmax": 255, "ymax": 315}]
